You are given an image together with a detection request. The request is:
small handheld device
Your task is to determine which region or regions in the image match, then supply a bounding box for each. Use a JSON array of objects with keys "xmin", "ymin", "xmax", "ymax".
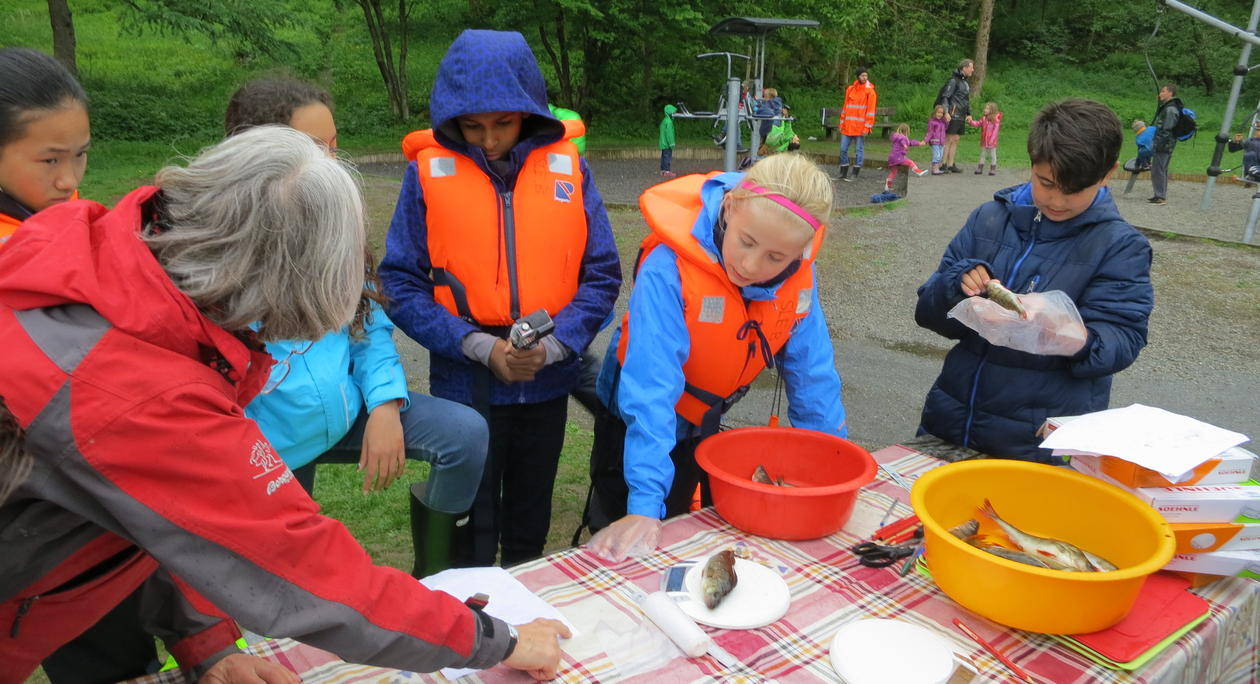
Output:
[
  {"xmin": 661, "ymin": 561, "xmax": 697, "ymax": 594},
  {"xmin": 508, "ymin": 309, "xmax": 555, "ymax": 350}
]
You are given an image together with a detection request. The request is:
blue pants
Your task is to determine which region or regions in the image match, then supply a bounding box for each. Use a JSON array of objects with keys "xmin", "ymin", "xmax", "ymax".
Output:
[
  {"xmin": 660, "ymin": 147, "xmax": 673, "ymax": 171},
  {"xmin": 839, "ymin": 134, "xmax": 865, "ymax": 166},
  {"xmin": 292, "ymin": 390, "xmax": 488, "ymax": 514},
  {"xmin": 931, "ymin": 144, "xmax": 944, "ymax": 164}
]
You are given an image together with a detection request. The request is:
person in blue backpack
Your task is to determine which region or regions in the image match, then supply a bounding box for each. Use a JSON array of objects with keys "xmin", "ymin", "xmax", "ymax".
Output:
[
  {"xmin": 227, "ymin": 77, "xmax": 489, "ymax": 579},
  {"xmin": 1149, "ymin": 84, "xmax": 1183, "ymax": 205},
  {"xmin": 915, "ymin": 98, "xmax": 1153, "ymax": 463}
]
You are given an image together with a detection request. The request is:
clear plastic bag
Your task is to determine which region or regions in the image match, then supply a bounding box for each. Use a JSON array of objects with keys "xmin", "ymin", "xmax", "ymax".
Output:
[
  {"xmin": 585, "ymin": 516, "xmax": 662, "ymax": 562},
  {"xmin": 947, "ymin": 289, "xmax": 1088, "ymax": 356}
]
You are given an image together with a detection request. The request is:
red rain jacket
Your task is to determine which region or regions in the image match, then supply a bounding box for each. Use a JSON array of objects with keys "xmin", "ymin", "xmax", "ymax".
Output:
[{"xmin": 0, "ymin": 188, "xmax": 513, "ymax": 682}]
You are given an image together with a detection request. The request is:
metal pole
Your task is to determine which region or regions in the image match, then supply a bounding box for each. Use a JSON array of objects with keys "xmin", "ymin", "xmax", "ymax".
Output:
[
  {"xmin": 725, "ymin": 77, "xmax": 740, "ymax": 172},
  {"xmin": 1199, "ymin": 0, "xmax": 1260, "ymax": 210},
  {"xmin": 1243, "ymin": 190, "xmax": 1260, "ymax": 243},
  {"xmin": 1161, "ymin": 0, "xmax": 1260, "ymax": 46}
]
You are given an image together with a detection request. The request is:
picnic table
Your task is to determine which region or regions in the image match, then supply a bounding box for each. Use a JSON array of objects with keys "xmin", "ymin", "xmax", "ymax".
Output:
[{"xmin": 127, "ymin": 445, "xmax": 1259, "ymax": 684}]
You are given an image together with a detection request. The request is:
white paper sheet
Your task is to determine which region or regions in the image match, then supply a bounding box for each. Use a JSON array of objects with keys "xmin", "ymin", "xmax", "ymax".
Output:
[
  {"xmin": 420, "ymin": 566, "xmax": 577, "ymax": 681},
  {"xmin": 1039, "ymin": 404, "xmax": 1249, "ymax": 480}
]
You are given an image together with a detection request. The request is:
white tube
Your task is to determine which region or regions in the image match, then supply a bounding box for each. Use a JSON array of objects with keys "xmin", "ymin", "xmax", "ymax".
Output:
[{"xmin": 638, "ymin": 591, "xmax": 712, "ymax": 658}]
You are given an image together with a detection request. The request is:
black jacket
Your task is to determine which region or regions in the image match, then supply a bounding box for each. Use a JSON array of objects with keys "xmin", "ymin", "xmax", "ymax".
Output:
[
  {"xmin": 936, "ymin": 70, "xmax": 971, "ymax": 120},
  {"xmin": 1153, "ymin": 97, "xmax": 1183, "ymax": 153}
]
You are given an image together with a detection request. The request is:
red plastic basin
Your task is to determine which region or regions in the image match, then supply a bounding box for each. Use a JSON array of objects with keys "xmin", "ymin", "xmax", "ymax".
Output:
[{"xmin": 696, "ymin": 427, "xmax": 877, "ymax": 540}]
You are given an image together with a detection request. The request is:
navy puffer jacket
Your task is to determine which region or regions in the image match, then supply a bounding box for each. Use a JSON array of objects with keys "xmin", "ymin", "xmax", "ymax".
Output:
[{"xmin": 915, "ymin": 183, "xmax": 1153, "ymax": 462}]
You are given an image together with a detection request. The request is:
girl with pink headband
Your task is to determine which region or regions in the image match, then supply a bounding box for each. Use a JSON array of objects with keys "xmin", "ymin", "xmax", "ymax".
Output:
[{"xmin": 583, "ymin": 153, "xmax": 849, "ymax": 561}]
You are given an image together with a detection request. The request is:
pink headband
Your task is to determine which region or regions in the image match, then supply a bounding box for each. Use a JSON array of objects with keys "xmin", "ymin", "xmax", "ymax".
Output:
[{"xmin": 739, "ymin": 181, "xmax": 823, "ymax": 230}]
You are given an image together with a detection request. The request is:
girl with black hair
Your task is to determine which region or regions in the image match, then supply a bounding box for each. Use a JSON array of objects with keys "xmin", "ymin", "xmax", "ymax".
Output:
[{"xmin": 0, "ymin": 47, "xmax": 90, "ymax": 246}]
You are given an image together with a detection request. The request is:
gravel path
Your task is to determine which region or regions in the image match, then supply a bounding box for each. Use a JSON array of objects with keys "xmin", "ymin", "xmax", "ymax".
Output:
[{"xmin": 358, "ymin": 153, "xmax": 1260, "ymax": 451}]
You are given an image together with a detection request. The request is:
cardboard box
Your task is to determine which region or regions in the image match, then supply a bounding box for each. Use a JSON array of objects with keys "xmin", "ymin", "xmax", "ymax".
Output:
[
  {"xmin": 1044, "ymin": 417, "xmax": 1256, "ymax": 486},
  {"xmin": 1168, "ymin": 520, "xmax": 1260, "ymax": 553},
  {"xmin": 1071, "ymin": 456, "xmax": 1260, "ymax": 523},
  {"xmin": 1162, "ymin": 548, "xmax": 1260, "ymax": 579}
]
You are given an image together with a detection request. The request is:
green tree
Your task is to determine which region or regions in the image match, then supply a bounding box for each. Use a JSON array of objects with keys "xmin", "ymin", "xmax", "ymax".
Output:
[
  {"xmin": 353, "ymin": 0, "xmax": 417, "ymax": 120},
  {"xmin": 47, "ymin": 0, "xmax": 77, "ymax": 76},
  {"xmin": 119, "ymin": 0, "xmax": 298, "ymax": 59}
]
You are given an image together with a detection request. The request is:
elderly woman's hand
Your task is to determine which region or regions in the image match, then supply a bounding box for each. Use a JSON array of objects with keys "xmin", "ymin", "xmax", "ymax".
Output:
[{"xmin": 503, "ymin": 618, "xmax": 573, "ymax": 680}]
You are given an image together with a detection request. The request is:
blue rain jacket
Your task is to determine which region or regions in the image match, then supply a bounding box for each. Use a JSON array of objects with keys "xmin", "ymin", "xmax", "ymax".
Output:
[
  {"xmin": 597, "ymin": 172, "xmax": 847, "ymax": 518},
  {"xmin": 915, "ymin": 183, "xmax": 1153, "ymax": 462},
  {"xmin": 245, "ymin": 302, "xmax": 409, "ymax": 469},
  {"xmin": 380, "ymin": 29, "xmax": 620, "ymax": 406}
]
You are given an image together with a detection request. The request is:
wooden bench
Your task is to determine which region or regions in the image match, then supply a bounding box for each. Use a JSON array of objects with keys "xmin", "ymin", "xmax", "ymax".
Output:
[{"xmin": 821, "ymin": 106, "xmax": 899, "ymax": 140}]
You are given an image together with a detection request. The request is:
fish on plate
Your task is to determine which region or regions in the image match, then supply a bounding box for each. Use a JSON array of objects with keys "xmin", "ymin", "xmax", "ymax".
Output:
[{"xmin": 701, "ymin": 549, "xmax": 738, "ymax": 609}]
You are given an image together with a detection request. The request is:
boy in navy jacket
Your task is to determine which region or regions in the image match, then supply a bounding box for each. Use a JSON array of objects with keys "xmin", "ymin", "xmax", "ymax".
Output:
[{"xmin": 915, "ymin": 99, "xmax": 1153, "ymax": 463}]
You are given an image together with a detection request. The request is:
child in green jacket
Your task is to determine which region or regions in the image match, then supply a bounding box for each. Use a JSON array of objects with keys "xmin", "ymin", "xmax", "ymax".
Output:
[{"xmin": 660, "ymin": 103, "xmax": 676, "ymax": 177}]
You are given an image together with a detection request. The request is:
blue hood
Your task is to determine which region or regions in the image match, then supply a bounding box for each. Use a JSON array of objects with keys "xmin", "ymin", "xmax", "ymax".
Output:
[
  {"xmin": 429, "ymin": 30, "xmax": 562, "ymax": 152},
  {"xmin": 691, "ymin": 172, "xmax": 796, "ymax": 302},
  {"xmin": 996, "ymin": 182, "xmax": 1122, "ymax": 240}
]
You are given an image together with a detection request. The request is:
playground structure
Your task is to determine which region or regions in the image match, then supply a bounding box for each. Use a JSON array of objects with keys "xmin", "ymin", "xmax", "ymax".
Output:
[
  {"xmin": 670, "ymin": 17, "xmax": 820, "ymax": 172},
  {"xmin": 1159, "ymin": 0, "xmax": 1260, "ymax": 243}
]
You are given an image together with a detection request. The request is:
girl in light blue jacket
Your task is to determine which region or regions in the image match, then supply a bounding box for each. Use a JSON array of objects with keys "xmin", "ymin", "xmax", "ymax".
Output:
[{"xmin": 227, "ymin": 78, "xmax": 487, "ymax": 578}]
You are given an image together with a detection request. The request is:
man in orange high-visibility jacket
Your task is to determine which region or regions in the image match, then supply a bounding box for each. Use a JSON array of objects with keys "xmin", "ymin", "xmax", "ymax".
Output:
[{"xmin": 838, "ymin": 67, "xmax": 877, "ymax": 182}]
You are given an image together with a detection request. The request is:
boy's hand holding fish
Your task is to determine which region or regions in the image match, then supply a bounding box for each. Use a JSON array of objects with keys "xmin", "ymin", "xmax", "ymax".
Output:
[{"xmin": 959, "ymin": 264, "xmax": 994, "ymax": 297}]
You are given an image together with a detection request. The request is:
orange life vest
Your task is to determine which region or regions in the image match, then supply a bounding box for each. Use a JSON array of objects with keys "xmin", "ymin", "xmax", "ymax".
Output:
[
  {"xmin": 617, "ymin": 173, "xmax": 825, "ymax": 431},
  {"xmin": 0, "ymin": 212, "xmax": 20, "ymax": 248},
  {"xmin": 401, "ymin": 120, "xmax": 588, "ymax": 326},
  {"xmin": 1, "ymin": 192, "xmax": 79, "ymax": 250}
]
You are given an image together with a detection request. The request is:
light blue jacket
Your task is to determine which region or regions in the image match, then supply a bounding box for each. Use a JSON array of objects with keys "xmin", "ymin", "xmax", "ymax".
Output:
[
  {"xmin": 245, "ymin": 302, "xmax": 410, "ymax": 469},
  {"xmin": 596, "ymin": 172, "xmax": 847, "ymax": 518}
]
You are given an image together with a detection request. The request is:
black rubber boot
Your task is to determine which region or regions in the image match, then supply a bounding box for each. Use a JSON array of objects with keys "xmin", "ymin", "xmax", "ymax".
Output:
[
  {"xmin": 850, "ymin": 166, "xmax": 861, "ymax": 180},
  {"xmin": 410, "ymin": 481, "xmax": 466, "ymax": 578},
  {"xmin": 839, "ymin": 165, "xmax": 850, "ymax": 180}
]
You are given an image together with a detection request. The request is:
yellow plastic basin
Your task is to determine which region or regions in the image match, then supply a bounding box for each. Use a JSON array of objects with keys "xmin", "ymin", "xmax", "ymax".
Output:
[{"xmin": 910, "ymin": 459, "xmax": 1175, "ymax": 634}]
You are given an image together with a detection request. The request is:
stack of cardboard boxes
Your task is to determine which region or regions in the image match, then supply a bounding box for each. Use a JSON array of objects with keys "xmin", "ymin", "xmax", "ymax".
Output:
[{"xmin": 1044, "ymin": 417, "xmax": 1260, "ymax": 584}]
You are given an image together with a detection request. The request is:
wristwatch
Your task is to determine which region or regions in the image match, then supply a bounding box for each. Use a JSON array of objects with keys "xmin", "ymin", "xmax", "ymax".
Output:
[
  {"xmin": 466, "ymin": 593, "xmax": 517, "ymax": 659},
  {"xmin": 504, "ymin": 622, "xmax": 519, "ymax": 659}
]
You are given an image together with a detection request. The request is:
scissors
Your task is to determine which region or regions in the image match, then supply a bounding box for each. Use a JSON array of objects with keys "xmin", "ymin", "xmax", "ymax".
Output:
[{"xmin": 849, "ymin": 538, "xmax": 922, "ymax": 568}]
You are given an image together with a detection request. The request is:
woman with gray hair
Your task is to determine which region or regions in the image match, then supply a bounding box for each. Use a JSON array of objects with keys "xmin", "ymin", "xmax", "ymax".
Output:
[{"xmin": 0, "ymin": 126, "xmax": 568, "ymax": 683}]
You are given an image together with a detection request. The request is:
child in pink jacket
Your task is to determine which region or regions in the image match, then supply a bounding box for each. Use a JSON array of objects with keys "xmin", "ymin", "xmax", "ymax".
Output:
[
  {"xmin": 969, "ymin": 102, "xmax": 1003, "ymax": 175},
  {"xmin": 886, "ymin": 122, "xmax": 927, "ymax": 190}
]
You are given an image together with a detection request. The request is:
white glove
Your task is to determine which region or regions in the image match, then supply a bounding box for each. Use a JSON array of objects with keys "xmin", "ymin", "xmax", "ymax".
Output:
[{"xmin": 586, "ymin": 514, "xmax": 662, "ymax": 562}]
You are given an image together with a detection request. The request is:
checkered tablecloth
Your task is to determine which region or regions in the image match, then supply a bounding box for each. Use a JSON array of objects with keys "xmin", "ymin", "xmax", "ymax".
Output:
[{"xmin": 129, "ymin": 446, "xmax": 1259, "ymax": 684}]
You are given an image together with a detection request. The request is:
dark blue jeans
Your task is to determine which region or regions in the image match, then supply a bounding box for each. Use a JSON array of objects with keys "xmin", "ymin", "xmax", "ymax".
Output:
[
  {"xmin": 292, "ymin": 390, "xmax": 488, "ymax": 514},
  {"xmin": 660, "ymin": 147, "xmax": 673, "ymax": 172}
]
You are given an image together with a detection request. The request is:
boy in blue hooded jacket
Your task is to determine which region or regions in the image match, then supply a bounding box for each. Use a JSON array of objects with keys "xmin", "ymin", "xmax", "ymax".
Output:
[
  {"xmin": 915, "ymin": 98, "xmax": 1153, "ymax": 463},
  {"xmin": 381, "ymin": 30, "xmax": 620, "ymax": 566}
]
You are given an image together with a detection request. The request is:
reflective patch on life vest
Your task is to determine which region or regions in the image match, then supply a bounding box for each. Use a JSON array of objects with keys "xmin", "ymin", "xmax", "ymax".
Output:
[
  {"xmin": 547, "ymin": 153, "xmax": 573, "ymax": 175},
  {"xmin": 429, "ymin": 157, "xmax": 456, "ymax": 178},
  {"xmin": 797, "ymin": 288, "xmax": 812, "ymax": 314},
  {"xmin": 803, "ymin": 241, "xmax": 813, "ymax": 260},
  {"xmin": 698, "ymin": 296, "xmax": 725, "ymax": 323},
  {"xmin": 554, "ymin": 180, "xmax": 575, "ymax": 203}
]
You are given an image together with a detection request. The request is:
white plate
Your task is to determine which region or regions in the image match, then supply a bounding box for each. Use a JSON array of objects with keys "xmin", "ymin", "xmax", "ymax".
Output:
[
  {"xmin": 677, "ymin": 555, "xmax": 790, "ymax": 629},
  {"xmin": 829, "ymin": 618, "xmax": 955, "ymax": 684}
]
